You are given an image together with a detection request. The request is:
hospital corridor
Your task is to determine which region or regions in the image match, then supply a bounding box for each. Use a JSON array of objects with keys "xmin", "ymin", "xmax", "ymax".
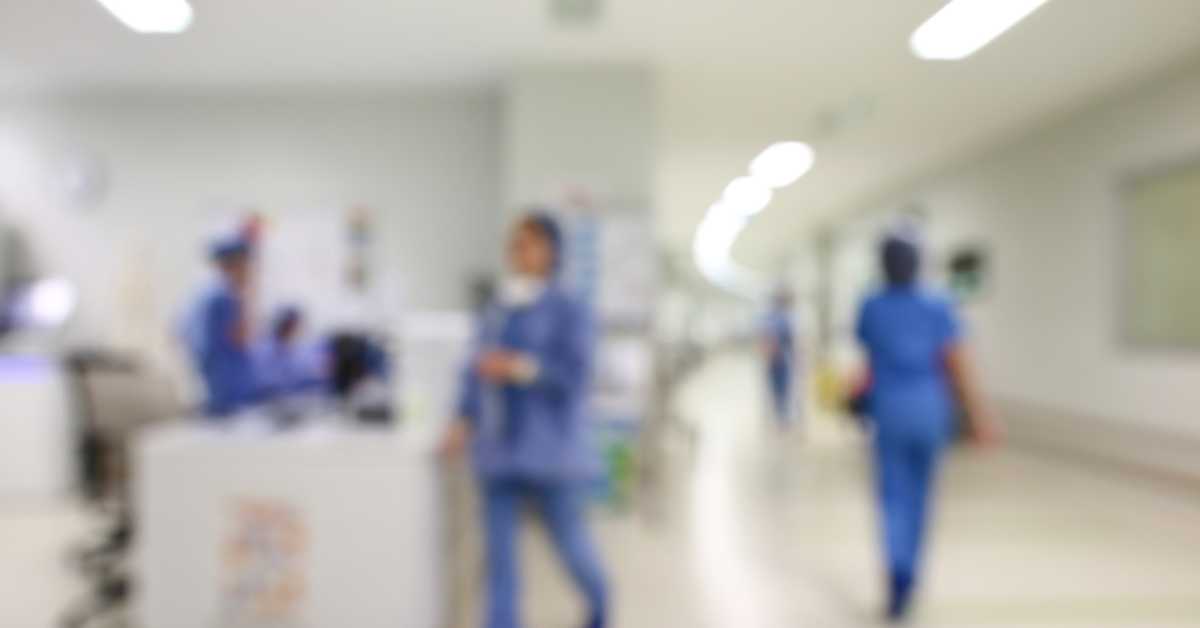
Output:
[
  {"xmin": 6, "ymin": 351, "xmax": 1200, "ymax": 627},
  {"xmin": 3, "ymin": 2, "xmax": 1200, "ymax": 627}
]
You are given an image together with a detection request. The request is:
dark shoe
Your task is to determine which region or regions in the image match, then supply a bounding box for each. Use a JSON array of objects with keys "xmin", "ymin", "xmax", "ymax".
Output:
[
  {"xmin": 584, "ymin": 609, "xmax": 606, "ymax": 628},
  {"xmin": 886, "ymin": 571, "xmax": 913, "ymax": 622}
]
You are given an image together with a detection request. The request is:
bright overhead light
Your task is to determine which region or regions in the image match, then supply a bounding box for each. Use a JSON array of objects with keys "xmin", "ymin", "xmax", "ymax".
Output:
[
  {"xmin": 749, "ymin": 141, "xmax": 815, "ymax": 189},
  {"xmin": 692, "ymin": 209, "xmax": 764, "ymax": 297},
  {"xmin": 694, "ymin": 211, "xmax": 745, "ymax": 262},
  {"xmin": 693, "ymin": 211, "xmax": 746, "ymax": 282},
  {"xmin": 722, "ymin": 176, "xmax": 773, "ymax": 217},
  {"xmin": 910, "ymin": 0, "xmax": 1050, "ymax": 61},
  {"xmin": 706, "ymin": 200, "xmax": 742, "ymax": 221},
  {"xmin": 14, "ymin": 278, "xmax": 77, "ymax": 328},
  {"xmin": 95, "ymin": 0, "xmax": 194, "ymax": 34}
]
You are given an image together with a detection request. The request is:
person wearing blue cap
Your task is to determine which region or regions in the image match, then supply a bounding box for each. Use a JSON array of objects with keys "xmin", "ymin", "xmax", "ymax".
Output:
[
  {"xmin": 442, "ymin": 212, "xmax": 608, "ymax": 628},
  {"xmin": 185, "ymin": 235, "xmax": 258, "ymax": 418},
  {"xmin": 855, "ymin": 227, "xmax": 1000, "ymax": 621}
]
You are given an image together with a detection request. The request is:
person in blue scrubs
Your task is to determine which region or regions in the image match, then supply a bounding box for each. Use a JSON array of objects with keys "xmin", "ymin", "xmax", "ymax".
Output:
[
  {"xmin": 186, "ymin": 236, "xmax": 258, "ymax": 418},
  {"xmin": 443, "ymin": 212, "xmax": 608, "ymax": 628},
  {"xmin": 856, "ymin": 229, "xmax": 999, "ymax": 622},
  {"xmin": 254, "ymin": 305, "xmax": 324, "ymax": 401},
  {"xmin": 761, "ymin": 289, "xmax": 797, "ymax": 427}
]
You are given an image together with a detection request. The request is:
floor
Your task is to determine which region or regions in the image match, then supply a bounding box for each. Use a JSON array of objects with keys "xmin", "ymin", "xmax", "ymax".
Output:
[
  {"xmin": 3, "ymin": 351, "xmax": 1200, "ymax": 627},
  {"xmin": 519, "ymin": 352, "xmax": 1200, "ymax": 628},
  {"xmin": 0, "ymin": 498, "xmax": 94, "ymax": 628}
]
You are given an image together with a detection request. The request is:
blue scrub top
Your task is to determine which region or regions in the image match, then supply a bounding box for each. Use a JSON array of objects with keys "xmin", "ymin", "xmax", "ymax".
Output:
[
  {"xmin": 456, "ymin": 286, "xmax": 599, "ymax": 482},
  {"xmin": 187, "ymin": 282, "xmax": 257, "ymax": 417},
  {"xmin": 253, "ymin": 339, "xmax": 325, "ymax": 400},
  {"xmin": 763, "ymin": 310, "xmax": 795, "ymax": 371},
  {"xmin": 856, "ymin": 286, "xmax": 962, "ymax": 444}
]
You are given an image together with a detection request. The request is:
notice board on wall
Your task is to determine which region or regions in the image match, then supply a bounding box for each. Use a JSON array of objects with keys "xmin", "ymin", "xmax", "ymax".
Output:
[{"xmin": 1120, "ymin": 159, "xmax": 1200, "ymax": 347}]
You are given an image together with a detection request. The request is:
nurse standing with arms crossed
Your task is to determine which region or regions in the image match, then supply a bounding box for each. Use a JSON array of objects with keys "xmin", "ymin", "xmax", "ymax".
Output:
[
  {"xmin": 856, "ymin": 228, "xmax": 1000, "ymax": 622},
  {"xmin": 442, "ymin": 212, "xmax": 608, "ymax": 628}
]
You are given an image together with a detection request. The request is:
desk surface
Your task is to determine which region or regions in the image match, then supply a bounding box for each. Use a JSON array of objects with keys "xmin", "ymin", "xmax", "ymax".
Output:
[{"xmin": 140, "ymin": 419, "xmax": 437, "ymax": 458}]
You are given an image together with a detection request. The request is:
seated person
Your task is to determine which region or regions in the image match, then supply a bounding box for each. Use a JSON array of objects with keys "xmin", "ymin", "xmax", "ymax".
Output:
[{"xmin": 254, "ymin": 305, "xmax": 325, "ymax": 402}]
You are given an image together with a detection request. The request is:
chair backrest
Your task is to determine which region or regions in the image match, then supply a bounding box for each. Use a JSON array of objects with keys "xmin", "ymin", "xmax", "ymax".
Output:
[{"xmin": 83, "ymin": 362, "xmax": 182, "ymax": 441}]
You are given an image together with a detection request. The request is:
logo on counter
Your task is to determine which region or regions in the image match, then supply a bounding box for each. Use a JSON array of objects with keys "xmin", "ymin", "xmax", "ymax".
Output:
[{"xmin": 220, "ymin": 497, "xmax": 308, "ymax": 625}]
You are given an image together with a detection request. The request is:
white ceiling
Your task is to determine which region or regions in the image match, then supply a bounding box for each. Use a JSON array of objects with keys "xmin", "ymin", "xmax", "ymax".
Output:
[
  {"xmin": 653, "ymin": 0, "xmax": 1200, "ymax": 270},
  {"xmin": 4, "ymin": 0, "xmax": 1200, "ymax": 270}
]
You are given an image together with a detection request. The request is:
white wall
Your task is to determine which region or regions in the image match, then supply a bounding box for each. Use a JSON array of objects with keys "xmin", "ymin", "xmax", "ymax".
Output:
[
  {"xmin": 825, "ymin": 61, "xmax": 1200, "ymax": 438},
  {"xmin": 0, "ymin": 88, "xmax": 501, "ymax": 362},
  {"xmin": 503, "ymin": 65, "xmax": 655, "ymax": 214}
]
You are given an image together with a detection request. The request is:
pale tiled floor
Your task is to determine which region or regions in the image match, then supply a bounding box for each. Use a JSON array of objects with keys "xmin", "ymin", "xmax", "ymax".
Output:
[
  {"xmin": 4, "ymin": 352, "xmax": 1200, "ymax": 627},
  {"xmin": 0, "ymin": 499, "xmax": 93, "ymax": 628},
  {"xmin": 519, "ymin": 352, "xmax": 1200, "ymax": 628}
]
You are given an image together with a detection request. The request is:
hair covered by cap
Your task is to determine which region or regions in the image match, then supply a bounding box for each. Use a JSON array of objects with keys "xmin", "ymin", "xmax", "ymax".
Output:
[
  {"xmin": 880, "ymin": 220, "xmax": 923, "ymax": 286},
  {"xmin": 273, "ymin": 304, "xmax": 302, "ymax": 337},
  {"xmin": 520, "ymin": 209, "xmax": 564, "ymax": 272},
  {"xmin": 209, "ymin": 235, "xmax": 251, "ymax": 262}
]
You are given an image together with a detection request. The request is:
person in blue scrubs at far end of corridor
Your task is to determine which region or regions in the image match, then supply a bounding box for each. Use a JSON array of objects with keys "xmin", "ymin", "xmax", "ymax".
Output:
[
  {"xmin": 187, "ymin": 235, "xmax": 259, "ymax": 419},
  {"xmin": 253, "ymin": 305, "xmax": 325, "ymax": 401},
  {"xmin": 761, "ymin": 287, "xmax": 798, "ymax": 428},
  {"xmin": 855, "ymin": 227, "xmax": 1001, "ymax": 623},
  {"xmin": 442, "ymin": 211, "xmax": 608, "ymax": 628}
]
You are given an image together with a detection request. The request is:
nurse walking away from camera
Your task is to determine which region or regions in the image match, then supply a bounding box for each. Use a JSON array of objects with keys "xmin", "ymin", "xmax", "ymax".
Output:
[
  {"xmin": 855, "ymin": 227, "xmax": 1001, "ymax": 622},
  {"xmin": 442, "ymin": 212, "xmax": 608, "ymax": 628},
  {"xmin": 761, "ymin": 288, "xmax": 798, "ymax": 427}
]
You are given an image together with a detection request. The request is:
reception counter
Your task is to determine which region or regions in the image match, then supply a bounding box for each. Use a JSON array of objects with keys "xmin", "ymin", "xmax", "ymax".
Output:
[{"xmin": 135, "ymin": 421, "xmax": 446, "ymax": 628}]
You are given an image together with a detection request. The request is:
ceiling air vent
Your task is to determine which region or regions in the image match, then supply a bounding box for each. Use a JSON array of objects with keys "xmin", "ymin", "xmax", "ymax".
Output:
[{"xmin": 550, "ymin": 0, "xmax": 604, "ymax": 26}]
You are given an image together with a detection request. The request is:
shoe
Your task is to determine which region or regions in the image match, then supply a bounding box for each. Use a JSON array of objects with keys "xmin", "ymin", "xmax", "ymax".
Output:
[
  {"xmin": 584, "ymin": 609, "xmax": 606, "ymax": 628},
  {"xmin": 886, "ymin": 571, "xmax": 913, "ymax": 622}
]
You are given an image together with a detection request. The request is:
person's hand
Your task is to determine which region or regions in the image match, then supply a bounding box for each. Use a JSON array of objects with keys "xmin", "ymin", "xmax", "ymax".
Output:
[
  {"xmin": 477, "ymin": 351, "xmax": 517, "ymax": 383},
  {"xmin": 969, "ymin": 417, "xmax": 1004, "ymax": 449},
  {"xmin": 439, "ymin": 420, "xmax": 471, "ymax": 460}
]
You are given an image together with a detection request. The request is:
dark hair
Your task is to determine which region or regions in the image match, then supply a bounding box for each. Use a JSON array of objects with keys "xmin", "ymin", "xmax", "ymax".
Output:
[
  {"xmin": 209, "ymin": 237, "xmax": 251, "ymax": 263},
  {"xmin": 519, "ymin": 210, "xmax": 563, "ymax": 273},
  {"xmin": 881, "ymin": 236, "xmax": 920, "ymax": 286},
  {"xmin": 273, "ymin": 305, "xmax": 301, "ymax": 340}
]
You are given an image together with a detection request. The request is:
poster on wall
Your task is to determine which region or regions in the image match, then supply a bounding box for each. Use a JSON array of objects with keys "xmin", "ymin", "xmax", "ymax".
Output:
[
  {"xmin": 258, "ymin": 206, "xmax": 400, "ymax": 335},
  {"xmin": 559, "ymin": 212, "xmax": 657, "ymax": 326},
  {"xmin": 559, "ymin": 211, "xmax": 656, "ymax": 423}
]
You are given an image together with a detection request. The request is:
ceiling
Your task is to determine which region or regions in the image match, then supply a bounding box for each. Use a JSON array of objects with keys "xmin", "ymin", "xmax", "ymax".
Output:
[
  {"xmin": 653, "ymin": 0, "xmax": 1200, "ymax": 270},
  {"xmin": 4, "ymin": 0, "xmax": 1200, "ymax": 271}
]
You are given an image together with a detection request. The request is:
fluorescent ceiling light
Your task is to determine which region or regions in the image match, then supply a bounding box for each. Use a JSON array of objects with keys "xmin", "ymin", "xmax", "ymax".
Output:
[
  {"xmin": 706, "ymin": 200, "xmax": 742, "ymax": 221},
  {"xmin": 722, "ymin": 176, "xmax": 773, "ymax": 217},
  {"xmin": 694, "ymin": 211, "xmax": 746, "ymax": 264},
  {"xmin": 749, "ymin": 142, "xmax": 815, "ymax": 189},
  {"xmin": 693, "ymin": 210, "xmax": 747, "ymax": 288},
  {"xmin": 692, "ymin": 210, "xmax": 763, "ymax": 297},
  {"xmin": 910, "ymin": 0, "xmax": 1050, "ymax": 61},
  {"xmin": 95, "ymin": 0, "xmax": 194, "ymax": 34}
]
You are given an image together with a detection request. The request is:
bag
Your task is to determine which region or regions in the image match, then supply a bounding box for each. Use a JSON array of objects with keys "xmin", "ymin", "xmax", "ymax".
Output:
[{"xmin": 845, "ymin": 368, "xmax": 872, "ymax": 419}]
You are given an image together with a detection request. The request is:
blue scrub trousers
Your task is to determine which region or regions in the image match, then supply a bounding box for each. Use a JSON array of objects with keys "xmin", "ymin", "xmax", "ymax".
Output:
[
  {"xmin": 872, "ymin": 432, "xmax": 943, "ymax": 583},
  {"xmin": 482, "ymin": 478, "xmax": 608, "ymax": 628},
  {"xmin": 768, "ymin": 362, "xmax": 791, "ymax": 422}
]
